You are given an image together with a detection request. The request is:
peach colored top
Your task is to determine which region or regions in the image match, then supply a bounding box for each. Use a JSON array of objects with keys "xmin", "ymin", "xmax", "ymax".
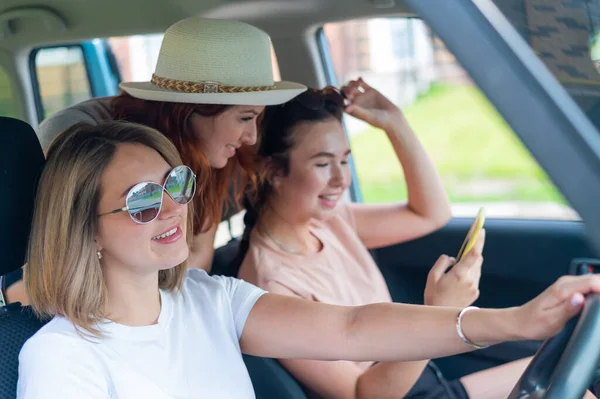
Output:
[{"xmin": 238, "ymin": 202, "xmax": 392, "ymax": 370}]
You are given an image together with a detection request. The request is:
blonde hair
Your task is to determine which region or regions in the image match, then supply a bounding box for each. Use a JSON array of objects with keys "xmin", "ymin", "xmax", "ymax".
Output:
[{"xmin": 26, "ymin": 121, "xmax": 192, "ymax": 335}]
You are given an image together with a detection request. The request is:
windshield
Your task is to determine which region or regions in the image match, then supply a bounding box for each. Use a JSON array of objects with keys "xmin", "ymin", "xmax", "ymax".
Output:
[{"xmin": 494, "ymin": 0, "xmax": 600, "ymax": 131}]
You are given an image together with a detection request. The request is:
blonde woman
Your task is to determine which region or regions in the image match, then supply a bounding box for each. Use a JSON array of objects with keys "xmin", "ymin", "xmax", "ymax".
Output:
[{"xmin": 17, "ymin": 120, "xmax": 600, "ymax": 399}]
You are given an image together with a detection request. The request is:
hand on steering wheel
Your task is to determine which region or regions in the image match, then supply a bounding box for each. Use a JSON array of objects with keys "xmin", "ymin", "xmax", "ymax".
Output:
[
  {"xmin": 509, "ymin": 293, "xmax": 600, "ymax": 399},
  {"xmin": 508, "ymin": 275, "xmax": 600, "ymax": 399},
  {"xmin": 514, "ymin": 275, "xmax": 599, "ymax": 341}
]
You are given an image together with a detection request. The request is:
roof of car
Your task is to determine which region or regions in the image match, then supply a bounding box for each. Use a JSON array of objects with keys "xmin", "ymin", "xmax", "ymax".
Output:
[{"xmin": 0, "ymin": 0, "xmax": 413, "ymax": 50}]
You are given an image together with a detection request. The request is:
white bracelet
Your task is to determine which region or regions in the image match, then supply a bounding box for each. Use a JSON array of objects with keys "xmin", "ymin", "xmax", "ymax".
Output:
[{"xmin": 456, "ymin": 306, "xmax": 489, "ymax": 350}]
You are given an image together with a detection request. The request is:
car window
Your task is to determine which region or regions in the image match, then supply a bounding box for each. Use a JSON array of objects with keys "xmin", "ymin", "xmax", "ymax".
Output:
[
  {"xmin": 109, "ymin": 34, "xmax": 164, "ymax": 82},
  {"xmin": 33, "ymin": 46, "xmax": 93, "ymax": 119},
  {"xmin": 0, "ymin": 65, "xmax": 18, "ymax": 119},
  {"xmin": 493, "ymin": 0, "xmax": 600, "ymax": 132},
  {"xmin": 322, "ymin": 18, "xmax": 578, "ymax": 220}
]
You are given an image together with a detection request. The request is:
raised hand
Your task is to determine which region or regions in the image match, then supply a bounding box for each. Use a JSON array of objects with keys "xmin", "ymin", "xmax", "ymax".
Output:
[{"xmin": 341, "ymin": 77, "xmax": 405, "ymax": 131}]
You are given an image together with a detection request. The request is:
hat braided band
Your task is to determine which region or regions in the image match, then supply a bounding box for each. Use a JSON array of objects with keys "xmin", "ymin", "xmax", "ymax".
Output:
[{"xmin": 151, "ymin": 74, "xmax": 276, "ymax": 94}]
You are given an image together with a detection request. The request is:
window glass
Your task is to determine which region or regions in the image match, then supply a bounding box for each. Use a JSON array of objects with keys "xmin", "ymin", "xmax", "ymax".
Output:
[
  {"xmin": 323, "ymin": 18, "xmax": 578, "ymax": 220},
  {"xmin": 34, "ymin": 46, "xmax": 92, "ymax": 119}
]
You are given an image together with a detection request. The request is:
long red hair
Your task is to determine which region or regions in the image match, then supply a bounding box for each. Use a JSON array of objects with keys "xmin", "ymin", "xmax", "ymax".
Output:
[{"xmin": 111, "ymin": 93, "xmax": 259, "ymax": 235}]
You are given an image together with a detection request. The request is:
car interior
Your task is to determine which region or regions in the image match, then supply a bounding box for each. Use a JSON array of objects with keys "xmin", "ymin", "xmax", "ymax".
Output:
[{"xmin": 2, "ymin": 0, "xmax": 600, "ymax": 398}]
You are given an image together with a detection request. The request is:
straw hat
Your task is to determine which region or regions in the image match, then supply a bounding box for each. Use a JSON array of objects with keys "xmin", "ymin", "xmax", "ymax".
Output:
[{"xmin": 120, "ymin": 16, "xmax": 306, "ymax": 105}]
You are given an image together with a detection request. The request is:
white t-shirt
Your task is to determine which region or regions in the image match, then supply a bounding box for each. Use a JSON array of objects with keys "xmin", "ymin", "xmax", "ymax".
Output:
[{"xmin": 17, "ymin": 269, "xmax": 266, "ymax": 399}]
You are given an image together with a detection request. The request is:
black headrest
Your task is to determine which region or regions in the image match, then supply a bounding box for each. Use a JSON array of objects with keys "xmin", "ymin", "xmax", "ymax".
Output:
[{"xmin": 0, "ymin": 117, "xmax": 45, "ymax": 276}]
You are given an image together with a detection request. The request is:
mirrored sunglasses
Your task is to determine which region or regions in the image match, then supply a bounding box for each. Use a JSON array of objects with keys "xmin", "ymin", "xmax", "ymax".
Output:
[{"xmin": 98, "ymin": 165, "xmax": 196, "ymax": 224}]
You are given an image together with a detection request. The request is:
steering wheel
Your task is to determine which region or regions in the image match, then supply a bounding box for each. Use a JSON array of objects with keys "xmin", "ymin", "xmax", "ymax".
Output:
[{"xmin": 508, "ymin": 294, "xmax": 600, "ymax": 399}]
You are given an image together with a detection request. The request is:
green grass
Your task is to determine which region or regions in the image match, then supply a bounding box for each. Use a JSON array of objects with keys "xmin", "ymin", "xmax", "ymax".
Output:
[{"xmin": 350, "ymin": 84, "xmax": 567, "ymax": 205}]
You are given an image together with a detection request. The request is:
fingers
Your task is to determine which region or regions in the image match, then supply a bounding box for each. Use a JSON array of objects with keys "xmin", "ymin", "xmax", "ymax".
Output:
[
  {"xmin": 356, "ymin": 77, "xmax": 371, "ymax": 90},
  {"xmin": 523, "ymin": 275, "xmax": 600, "ymax": 340},
  {"xmin": 570, "ymin": 292, "xmax": 585, "ymax": 308},
  {"xmin": 344, "ymin": 103, "xmax": 366, "ymax": 119},
  {"xmin": 342, "ymin": 77, "xmax": 370, "ymax": 101},
  {"xmin": 472, "ymin": 261, "xmax": 482, "ymax": 287},
  {"xmin": 342, "ymin": 84, "xmax": 362, "ymax": 101},
  {"xmin": 427, "ymin": 255, "xmax": 456, "ymax": 284},
  {"xmin": 562, "ymin": 274, "xmax": 600, "ymax": 299},
  {"xmin": 535, "ymin": 275, "xmax": 600, "ymax": 317},
  {"xmin": 457, "ymin": 229, "xmax": 485, "ymax": 261},
  {"xmin": 551, "ymin": 275, "xmax": 600, "ymax": 306},
  {"xmin": 344, "ymin": 104, "xmax": 379, "ymax": 126},
  {"xmin": 552, "ymin": 292, "xmax": 585, "ymax": 329},
  {"xmin": 452, "ymin": 229, "xmax": 485, "ymax": 277},
  {"xmin": 472, "ymin": 229, "xmax": 486, "ymax": 256},
  {"xmin": 531, "ymin": 291, "xmax": 584, "ymax": 340},
  {"xmin": 452, "ymin": 244, "xmax": 483, "ymax": 277}
]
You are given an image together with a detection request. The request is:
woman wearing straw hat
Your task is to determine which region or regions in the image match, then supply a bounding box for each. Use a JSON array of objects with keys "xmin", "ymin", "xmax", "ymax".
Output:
[{"xmin": 34, "ymin": 16, "xmax": 306, "ymax": 273}]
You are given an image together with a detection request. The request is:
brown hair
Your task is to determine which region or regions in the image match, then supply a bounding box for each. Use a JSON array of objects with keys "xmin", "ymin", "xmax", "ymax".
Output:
[
  {"xmin": 245, "ymin": 88, "xmax": 344, "ymax": 224},
  {"xmin": 238, "ymin": 88, "xmax": 344, "ymax": 258},
  {"xmin": 111, "ymin": 93, "xmax": 259, "ymax": 233},
  {"xmin": 26, "ymin": 121, "xmax": 191, "ymax": 336}
]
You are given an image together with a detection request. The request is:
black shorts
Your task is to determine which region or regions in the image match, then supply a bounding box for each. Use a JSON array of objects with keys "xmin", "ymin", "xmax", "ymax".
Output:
[{"xmin": 403, "ymin": 362, "xmax": 469, "ymax": 399}]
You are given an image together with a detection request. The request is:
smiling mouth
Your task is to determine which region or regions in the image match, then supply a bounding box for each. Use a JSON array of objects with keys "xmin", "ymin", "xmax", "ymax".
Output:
[
  {"xmin": 226, "ymin": 144, "xmax": 238, "ymax": 152},
  {"xmin": 319, "ymin": 194, "xmax": 341, "ymax": 201},
  {"xmin": 152, "ymin": 227, "xmax": 178, "ymax": 240}
]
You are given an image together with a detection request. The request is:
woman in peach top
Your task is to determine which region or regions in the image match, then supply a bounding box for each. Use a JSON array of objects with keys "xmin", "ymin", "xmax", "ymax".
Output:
[{"xmin": 238, "ymin": 79, "xmax": 595, "ymax": 399}]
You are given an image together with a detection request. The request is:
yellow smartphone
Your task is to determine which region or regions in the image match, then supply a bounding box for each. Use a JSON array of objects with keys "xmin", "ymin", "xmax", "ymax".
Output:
[{"xmin": 456, "ymin": 207, "xmax": 485, "ymax": 262}]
